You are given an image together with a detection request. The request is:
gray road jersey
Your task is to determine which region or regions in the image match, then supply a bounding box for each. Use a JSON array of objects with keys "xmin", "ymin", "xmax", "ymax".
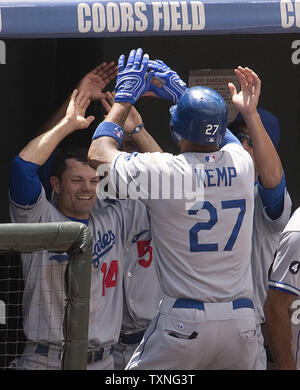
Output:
[
  {"xmin": 9, "ymin": 188, "xmax": 150, "ymax": 349},
  {"xmin": 122, "ymin": 229, "xmax": 163, "ymax": 331},
  {"xmin": 111, "ymin": 143, "xmax": 255, "ymax": 302},
  {"xmin": 96, "ymin": 199, "xmax": 163, "ymax": 332},
  {"xmin": 251, "ymin": 185, "xmax": 292, "ymax": 323},
  {"xmin": 269, "ymin": 207, "xmax": 300, "ymax": 368}
]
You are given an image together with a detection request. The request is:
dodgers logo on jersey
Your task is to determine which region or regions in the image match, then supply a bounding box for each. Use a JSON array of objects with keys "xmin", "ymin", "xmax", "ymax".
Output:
[
  {"xmin": 132, "ymin": 228, "xmax": 151, "ymax": 243},
  {"xmin": 49, "ymin": 252, "xmax": 68, "ymax": 263},
  {"xmin": 92, "ymin": 230, "xmax": 116, "ymax": 268}
]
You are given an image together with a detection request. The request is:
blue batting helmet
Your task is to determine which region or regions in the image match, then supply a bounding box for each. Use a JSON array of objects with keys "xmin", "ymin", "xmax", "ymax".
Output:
[{"xmin": 169, "ymin": 86, "xmax": 228, "ymax": 145}]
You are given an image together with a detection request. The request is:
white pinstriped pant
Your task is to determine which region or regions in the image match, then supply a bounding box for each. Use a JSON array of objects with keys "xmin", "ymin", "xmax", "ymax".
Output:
[{"xmin": 126, "ymin": 295, "xmax": 259, "ymax": 370}]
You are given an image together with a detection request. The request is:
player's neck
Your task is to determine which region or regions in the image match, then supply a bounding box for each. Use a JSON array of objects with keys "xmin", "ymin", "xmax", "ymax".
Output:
[{"xmin": 180, "ymin": 140, "xmax": 219, "ymax": 153}]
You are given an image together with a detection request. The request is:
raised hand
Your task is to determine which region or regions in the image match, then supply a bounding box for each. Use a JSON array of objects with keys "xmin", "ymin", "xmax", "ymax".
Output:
[
  {"xmin": 76, "ymin": 62, "xmax": 118, "ymax": 100},
  {"xmin": 228, "ymin": 66, "xmax": 261, "ymax": 117},
  {"xmin": 147, "ymin": 59, "xmax": 187, "ymax": 103},
  {"xmin": 65, "ymin": 89, "xmax": 95, "ymax": 130},
  {"xmin": 114, "ymin": 48, "xmax": 153, "ymax": 104}
]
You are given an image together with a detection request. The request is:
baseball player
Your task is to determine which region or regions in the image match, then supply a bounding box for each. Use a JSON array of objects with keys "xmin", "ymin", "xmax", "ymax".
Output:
[
  {"xmin": 88, "ymin": 49, "xmax": 259, "ymax": 369},
  {"xmin": 97, "ymin": 195, "xmax": 163, "ymax": 370},
  {"xmin": 99, "ymin": 92, "xmax": 163, "ymax": 370},
  {"xmin": 264, "ymin": 208, "xmax": 300, "ymax": 369},
  {"xmin": 9, "ymin": 88, "xmax": 160, "ymax": 370},
  {"xmin": 35, "ymin": 60, "xmax": 118, "ymax": 201},
  {"xmin": 228, "ymin": 102, "xmax": 292, "ymax": 369}
]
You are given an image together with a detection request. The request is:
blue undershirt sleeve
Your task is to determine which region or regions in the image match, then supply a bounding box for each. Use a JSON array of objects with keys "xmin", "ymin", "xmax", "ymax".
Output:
[
  {"xmin": 38, "ymin": 150, "xmax": 56, "ymax": 200},
  {"xmin": 220, "ymin": 129, "xmax": 242, "ymax": 148},
  {"xmin": 10, "ymin": 155, "xmax": 42, "ymax": 206},
  {"xmin": 258, "ymin": 172, "xmax": 286, "ymax": 220}
]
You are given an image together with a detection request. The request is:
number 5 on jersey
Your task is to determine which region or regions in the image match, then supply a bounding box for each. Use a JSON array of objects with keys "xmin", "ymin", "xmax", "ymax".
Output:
[{"xmin": 137, "ymin": 239, "xmax": 153, "ymax": 268}]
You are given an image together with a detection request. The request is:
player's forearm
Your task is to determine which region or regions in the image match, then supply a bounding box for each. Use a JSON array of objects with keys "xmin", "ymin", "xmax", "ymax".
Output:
[
  {"xmin": 89, "ymin": 102, "xmax": 137, "ymax": 168},
  {"xmin": 130, "ymin": 127, "xmax": 163, "ymax": 153},
  {"xmin": 104, "ymin": 102, "xmax": 132, "ymax": 129},
  {"xmin": 243, "ymin": 110, "xmax": 283, "ymax": 188},
  {"xmin": 19, "ymin": 118, "xmax": 77, "ymax": 166},
  {"xmin": 267, "ymin": 325, "xmax": 295, "ymax": 369},
  {"xmin": 264, "ymin": 302, "xmax": 296, "ymax": 369}
]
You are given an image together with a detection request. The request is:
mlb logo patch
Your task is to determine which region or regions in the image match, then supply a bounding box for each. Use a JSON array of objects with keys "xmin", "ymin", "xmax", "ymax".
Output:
[
  {"xmin": 113, "ymin": 128, "xmax": 123, "ymax": 139},
  {"xmin": 205, "ymin": 155, "xmax": 216, "ymax": 162},
  {"xmin": 207, "ymin": 137, "xmax": 215, "ymax": 143}
]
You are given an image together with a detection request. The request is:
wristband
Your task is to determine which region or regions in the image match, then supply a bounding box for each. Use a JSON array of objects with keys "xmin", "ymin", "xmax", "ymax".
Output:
[
  {"xmin": 128, "ymin": 123, "xmax": 144, "ymax": 137},
  {"xmin": 92, "ymin": 122, "xmax": 124, "ymax": 148}
]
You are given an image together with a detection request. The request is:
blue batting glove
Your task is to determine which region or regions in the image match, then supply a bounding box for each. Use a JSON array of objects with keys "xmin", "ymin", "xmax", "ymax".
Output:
[
  {"xmin": 114, "ymin": 48, "xmax": 153, "ymax": 104},
  {"xmin": 147, "ymin": 60, "xmax": 187, "ymax": 103}
]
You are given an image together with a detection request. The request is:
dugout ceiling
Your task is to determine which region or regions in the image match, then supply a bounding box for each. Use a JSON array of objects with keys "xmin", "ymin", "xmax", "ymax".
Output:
[
  {"xmin": 0, "ymin": 0, "xmax": 300, "ymax": 37},
  {"xmin": 0, "ymin": 0, "xmax": 300, "ymax": 222}
]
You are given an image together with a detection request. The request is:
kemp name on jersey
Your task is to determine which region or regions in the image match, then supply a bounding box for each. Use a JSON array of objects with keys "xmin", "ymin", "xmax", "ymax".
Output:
[{"xmin": 193, "ymin": 165, "xmax": 237, "ymax": 188}]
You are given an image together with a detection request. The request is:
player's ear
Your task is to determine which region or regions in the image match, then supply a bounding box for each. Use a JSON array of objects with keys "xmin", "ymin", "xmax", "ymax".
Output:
[{"xmin": 50, "ymin": 176, "xmax": 60, "ymax": 194}]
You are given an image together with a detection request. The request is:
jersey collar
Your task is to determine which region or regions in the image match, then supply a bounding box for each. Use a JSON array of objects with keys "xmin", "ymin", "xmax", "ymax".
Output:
[{"xmin": 67, "ymin": 216, "xmax": 89, "ymax": 225}]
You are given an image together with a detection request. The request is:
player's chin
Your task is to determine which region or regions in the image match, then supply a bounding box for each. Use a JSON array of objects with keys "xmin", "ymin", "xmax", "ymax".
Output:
[{"xmin": 75, "ymin": 199, "xmax": 96, "ymax": 214}]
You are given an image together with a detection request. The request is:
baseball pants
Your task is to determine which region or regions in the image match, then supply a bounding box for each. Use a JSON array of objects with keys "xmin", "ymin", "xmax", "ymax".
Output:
[
  {"xmin": 11, "ymin": 342, "xmax": 114, "ymax": 370},
  {"xmin": 126, "ymin": 295, "xmax": 259, "ymax": 370},
  {"xmin": 254, "ymin": 323, "xmax": 267, "ymax": 370}
]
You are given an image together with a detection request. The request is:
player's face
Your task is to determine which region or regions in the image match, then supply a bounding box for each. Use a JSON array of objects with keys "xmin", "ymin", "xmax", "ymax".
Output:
[{"xmin": 51, "ymin": 158, "xmax": 99, "ymax": 220}]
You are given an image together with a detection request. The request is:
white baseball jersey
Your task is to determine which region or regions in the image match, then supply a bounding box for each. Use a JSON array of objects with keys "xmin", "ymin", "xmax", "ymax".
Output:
[
  {"xmin": 96, "ymin": 199, "xmax": 162, "ymax": 369},
  {"xmin": 9, "ymin": 188, "xmax": 150, "ymax": 351},
  {"xmin": 110, "ymin": 143, "xmax": 255, "ymax": 302},
  {"xmin": 122, "ymin": 231, "xmax": 162, "ymax": 332},
  {"xmin": 96, "ymin": 199, "xmax": 162, "ymax": 331},
  {"xmin": 251, "ymin": 185, "xmax": 292, "ymax": 323},
  {"xmin": 268, "ymin": 207, "xmax": 300, "ymax": 369}
]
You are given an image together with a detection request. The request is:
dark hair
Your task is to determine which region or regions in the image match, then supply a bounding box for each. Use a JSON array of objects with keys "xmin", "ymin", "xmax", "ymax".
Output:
[
  {"xmin": 227, "ymin": 119, "xmax": 253, "ymax": 147},
  {"xmin": 227, "ymin": 119, "xmax": 247, "ymax": 137},
  {"xmin": 51, "ymin": 146, "xmax": 89, "ymax": 181}
]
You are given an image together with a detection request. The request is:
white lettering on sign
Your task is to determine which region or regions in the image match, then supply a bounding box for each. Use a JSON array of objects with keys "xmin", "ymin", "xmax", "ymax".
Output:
[
  {"xmin": 152, "ymin": 1, "xmax": 205, "ymax": 31},
  {"xmin": 77, "ymin": 1, "xmax": 205, "ymax": 33},
  {"xmin": 0, "ymin": 40, "xmax": 6, "ymax": 64},
  {"xmin": 281, "ymin": 0, "xmax": 300, "ymax": 28},
  {"xmin": 291, "ymin": 39, "xmax": 300, "ymax": 64},
  {"xmin": 78, "ymin": 2, "xmax": 148, "ymax": 33}
]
